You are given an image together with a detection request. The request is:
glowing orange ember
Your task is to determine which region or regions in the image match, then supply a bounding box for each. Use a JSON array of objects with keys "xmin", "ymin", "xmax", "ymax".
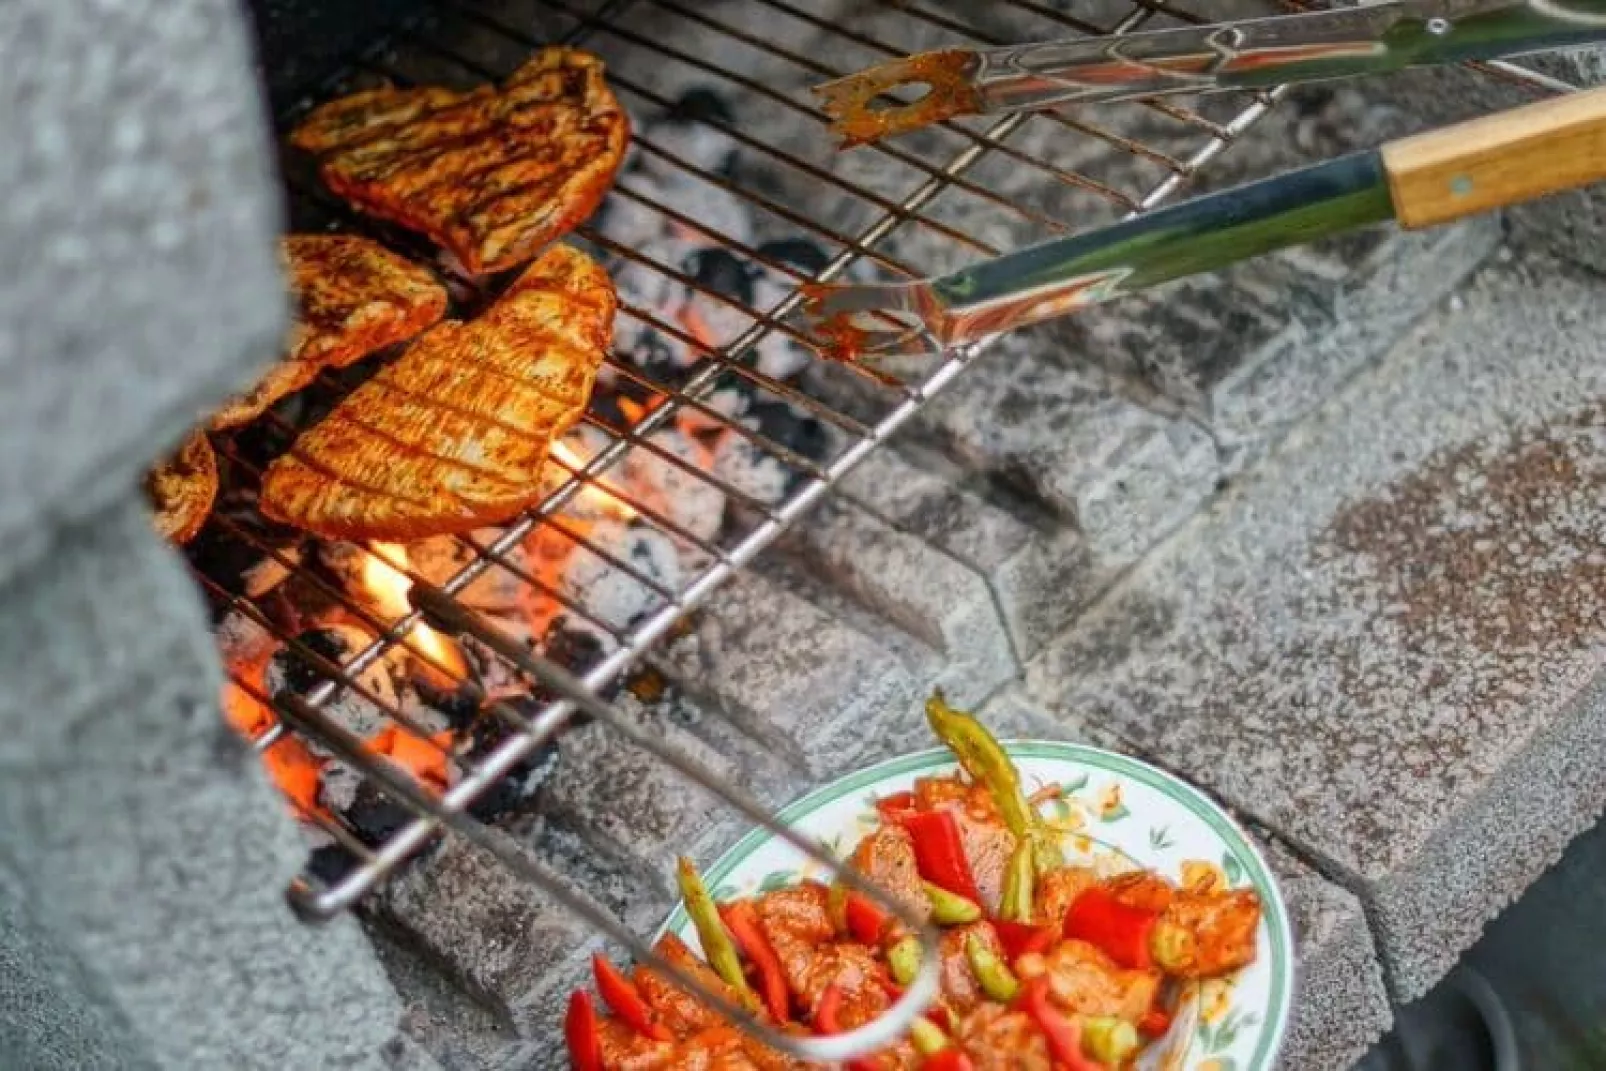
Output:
[
  {"xmin": 362, "ymin": 542, "xmax": 469, "ymax": 685},
  {"xmin": 549, "ymin": 439, "xmax": 638, "ymax": 520},
  {"xmin": 222, "ymin": 681, "xmax": 325, "ymax": 820}
]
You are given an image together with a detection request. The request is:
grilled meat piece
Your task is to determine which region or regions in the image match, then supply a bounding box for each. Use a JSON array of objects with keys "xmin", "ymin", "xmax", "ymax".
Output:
[
  {"xmin": 752, "ymin": 883, "xmax": 890, "ymax": 1029},
  {"xmin": 908, "ymin": 773, "xmax": 1017, "ymax": 913},
  {"xmin": 954, "ymin": 1004, "xmax": 1054, "ymax": 1071},
  {"xmin": 635, "ymin": 933, "xmax": 747, "ymax": 1038},
  {"xmin": 938, "ymin": 921, "xmax": 1004, "ymax": 1016},
  {"xmin": 146, "ymin": 431, "xmax": 218, "ymax": 545},
  {"xmin": 259, "ymin": 244, "xmax": 613, "ymax": 540},
  {"xmin": 1016, "ymin": 938, "xmax": 1162, "ymax": 1023},
  {"xmin": 847, "ymin": 822, "xmax": 931, "ymax": 930},
  {"xmin": 1156, "ymin": 886, "xmax": 1262, "ymax": 980},
  {"xmin": 291, "ymin": 48, "xmax": 630, "ymax": 276},
  {"xmin": 211, "ymin": 235, "xmax": 447, "ymax": 430},
  {"xmin": 1034, "ymin": 865, "xmax": 1099, "ymax": 926}
]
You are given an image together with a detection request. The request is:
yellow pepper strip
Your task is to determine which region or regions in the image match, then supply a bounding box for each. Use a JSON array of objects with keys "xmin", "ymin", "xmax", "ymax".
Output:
[
  {"xmin": 888, "ymin": 934, "xmax": 923, "ymax": 986},
  {"xmin": 924, "ymin": 881, "xmax": 983, "ymax": 925},
  {"xmin": 1082, "ymin": 1016, "xmax": 1141, "ymax": 1065},
  {"xmin": 909, "ymin": 1016, "xmax": 951, "ymax": 1056},
  {"xmin": 674, "ymin": 857, "xmax": 760, "ymax": 1013},
  {"xmin": 1000, "ymin": 840, "xmax": 1035, "ymax": 923},
  {"xmin": 965, "ymin": 931, "xmax": 1019, "ymax": 1003},
  {"xmin": 925, "ymin": 691, "xmax": 1064, "ymax": 871}
]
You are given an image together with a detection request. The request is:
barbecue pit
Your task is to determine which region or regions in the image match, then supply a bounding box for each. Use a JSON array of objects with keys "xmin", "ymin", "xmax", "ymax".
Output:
[{"xmin": 0, "ymin": 0, "xmax": 1588, "ymax": 1068}]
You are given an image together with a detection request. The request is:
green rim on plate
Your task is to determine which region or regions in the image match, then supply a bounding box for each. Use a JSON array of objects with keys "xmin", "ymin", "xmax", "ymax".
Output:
[{"xmin": 660, "ymin": 740, "xmax": 1294, "ymax": 1070}]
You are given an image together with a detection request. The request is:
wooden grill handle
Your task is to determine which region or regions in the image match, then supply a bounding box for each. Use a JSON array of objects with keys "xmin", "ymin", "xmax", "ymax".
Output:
[{"xmin": 1382, "ymin": 83, "xmax": 1606, "ymax": 230}]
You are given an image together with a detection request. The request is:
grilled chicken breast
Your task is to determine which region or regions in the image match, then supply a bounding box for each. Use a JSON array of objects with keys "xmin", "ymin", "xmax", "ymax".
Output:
[
  {"xmin": 211, "ymin": 235, "xmax": 448, "ymax": 429},
  {"xmin": 259, "ymin": 244, "xmax": 614, "ymax": 540},
  {"xmin": 291, "ymin": 48, "xmax": 630, "ymax": 276},
  {"xmin": 147, "ymin": 431, "xmax": 219, "ymax": 545}
]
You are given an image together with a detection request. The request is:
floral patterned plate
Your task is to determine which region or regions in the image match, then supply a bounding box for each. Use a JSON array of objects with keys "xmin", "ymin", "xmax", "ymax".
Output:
[{"xmin": 659, "ymin": 742, "xmax": 1293, "ymax": 1071}]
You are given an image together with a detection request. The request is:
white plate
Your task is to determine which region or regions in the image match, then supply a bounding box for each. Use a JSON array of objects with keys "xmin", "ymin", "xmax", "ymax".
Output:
[{"xmin": 660, "ymin": 741, "xmax": 1294, "ymax": 1071}]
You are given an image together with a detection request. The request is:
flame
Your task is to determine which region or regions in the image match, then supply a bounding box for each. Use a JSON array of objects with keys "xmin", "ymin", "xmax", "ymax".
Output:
[
  {"xmin": 550, "ymin": 439, "xmax": 638, "ymax": 520},
  {"xmin": 362, "ymin": 543, "xmax": 469, "ymax": 684}
]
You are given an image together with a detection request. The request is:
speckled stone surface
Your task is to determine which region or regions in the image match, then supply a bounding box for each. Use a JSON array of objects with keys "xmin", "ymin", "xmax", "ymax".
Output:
[
  {"xmin": 0, "ymin": 0, "xmax": 285, "ymax": 595},
  {"xmin": 1022, "ymin": 242, "xmax": 1606, "ymax": 1001},
  {"xmin": 0, "ymin": 502, "xmax": 408, "ymax": 1070}
]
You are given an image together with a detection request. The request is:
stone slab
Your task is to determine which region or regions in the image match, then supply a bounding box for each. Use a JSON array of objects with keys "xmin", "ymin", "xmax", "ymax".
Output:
[
  {"xmin": 661, "ymin": 571, "xmax": 922, "ymax": 778},
  {"xmin": 785, "ymin": 496, "xmax": 1018, "ymax": 703},
  {"xmin": 0, "ymin": 0, "xmax": 286, "ymax": 594},
  {"xmin": 1020, "ymin": 243, "xmax": 1606, "ymax": 1000},
  {"xmin": 838, "ymin": 446, "xmax": 1107, "ymax": 659},
  {"xmin": 0, "ymin": 500, "xmax": 404, "ymax": 1070},
  {"xmin": 376, "ymin": 829, "xmax": 593, "ymax": 1037}
]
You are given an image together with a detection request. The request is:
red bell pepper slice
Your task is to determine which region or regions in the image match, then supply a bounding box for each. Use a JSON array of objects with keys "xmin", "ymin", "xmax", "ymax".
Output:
[
  {"xmin": 992, "ymin": 920, "xmax": 1057, "ymax": 964},
  {"xmin": 922, "ymin": 1050, "xmax": 976, "ymax": 1071},
  {"xmin": 844, "ymin": 892, "xmax": 889, "ymax": 946},
  {"xmin": 1020, "ymin": 976, "xmax": 1100, "ymax": 1071},
  {"xmin": 900, "ymin": 810, "xmax": 983, "ymax": 905},
  {"xmin": 1062, "ymin": 886, "xmax": 1159, "ymax": 970},
  {"xmin": 592, "ymin": 953, "xmax": 671, "ymax": 1042},
  {"xmin": 1138, "ymin": 1008, "xmax": 1173, "ymax": 1038},
  {"xmin": 874, "ymin": 790, "xmax": 918, "ymax": 822},
  {"xmin": 564, "ymin": 990, "xmax": 604, "ymax": 1071},
  {"xmin": 718, "ymin": 901, "xmax": 790, "ymax": 1023},
  {"xmin": 815, "ymin": 983, "xmax": 882, "ymax": 1071}
]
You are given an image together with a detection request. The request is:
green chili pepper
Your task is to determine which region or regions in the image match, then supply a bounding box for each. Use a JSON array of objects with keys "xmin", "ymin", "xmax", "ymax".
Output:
[
  {"xmin": 675, "ymin": 857, "xmax": 760, "ymax": 1013},
  {"xmin": 887, "ymin": 934, "xmax": 923, "ymax": 986},
  {"xmin": 924, "ymin": 881, "xmax": 983, "ymax": 925},
  {"xmin": 999, "ymin": 840, "xmax": 1035, "ymax": 923},
  {"xmin": 964, "ymin": 931, "xmax": 1019, "ymax": 1003},
  {"xmin": 925, "ymin": 692, "xmax": 1063, "ymax": 871},
  {"xmin": 909, "ymin": 1016, "xmax": 951, "ymax": 1056},
  {"xmin": 1082, "ymin": 1016, "xmax": 1141, "ymax": 1065}
]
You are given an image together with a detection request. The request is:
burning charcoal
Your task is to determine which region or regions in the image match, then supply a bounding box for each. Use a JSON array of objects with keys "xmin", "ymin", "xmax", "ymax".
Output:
[
  {"xmin": 306, "ymin": 844, "xmax": 359, "ymax": 888},
  {"xmin": 758, "ymin": 237, "xmax": 831, "ymax": 278},
  {"xmin": 749, "ymin": 398, "xmax": 830, "ymax": 464},
  {"xmin": 318, "ymin": 759, "xmax": 365, "ymax": 815},
  {"xmin": 342, "ymin": 780, "xmax": 416, "ymax": 849},
  {"xmin": 665, "ymin": 86, "xmax": 736, "ymax": 128},
  {"xmin": 712, "ymin": 430, "xmax": 794, "ymax": 507},
  {"xmin": 560, "ymin": 521, "xmax": 681, "ymax": 631},
  {"xmin": 543, "ymin": 619, "xmax": 607, "ymax": 678},
  {"xmin": 684, "ymin": 247, "xmax": 758, "ymax": 306},
  {"xmin": 750, "ymin": 270, "xmax": 814, "ymax": 381},
  {"xmin": 407, "ymin": 531, "xmax": 529, "ymax": 614},
  {"xmin": 656, "ymin": 88, "xmax": 739, "ymax": 176},
  {"xmin": 462, "ymin": 702, "xmax": 564, "ymax": 823},
  {"xmin": 265, "ymin": 624, "xmax": 398, "ymax": 751},
  {"xmin": 620, "ymin": 426, "xmax": 727, "ymax": 542}
]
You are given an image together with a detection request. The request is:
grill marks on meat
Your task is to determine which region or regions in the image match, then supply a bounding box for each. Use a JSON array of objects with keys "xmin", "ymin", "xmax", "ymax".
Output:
[
  {"xmin": 291, "ymin": 48, "xmax": 629, "ymax": 276},
  {"xmin": 258, "ymin": 244, "xmax": 613, "ymax": 540},
  {"xmin": 146, "ymin": 431, "xmax": 218, "ymax": 545},
  {"xmin": 211, "ymin": 235, "xmax": 447, "ymax": 430}
]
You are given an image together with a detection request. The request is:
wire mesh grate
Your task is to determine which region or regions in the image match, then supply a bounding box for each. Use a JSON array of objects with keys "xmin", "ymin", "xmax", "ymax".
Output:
[{"xmin": 189, "ymin": 0, "xmax": 1574, "ymax": 929}]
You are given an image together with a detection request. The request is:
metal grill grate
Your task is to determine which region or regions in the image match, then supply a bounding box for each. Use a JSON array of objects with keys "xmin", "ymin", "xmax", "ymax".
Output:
[{"xmin": 194, "ymin": 0, "xmax": 1572, "ymax": 936}]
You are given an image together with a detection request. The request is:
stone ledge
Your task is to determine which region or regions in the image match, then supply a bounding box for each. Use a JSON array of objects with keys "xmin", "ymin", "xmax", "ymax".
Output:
[{"xmin": 1019, "ymin": 243, "xmax": 1606, "ymax": 1003}]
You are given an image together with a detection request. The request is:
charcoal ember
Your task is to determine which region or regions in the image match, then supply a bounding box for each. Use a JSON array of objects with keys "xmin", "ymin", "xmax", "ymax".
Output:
[
  {"xmin": 560, "ymin": 521, "xmax": 681, "ymax": 631},
  {"xmin": 462, "ymin": 703, "xmax": 563, "ymax": 823},
  {"xmin": 186, "ymin": 512, "xmax": 304, "ymax": 612},
  {"xmin": 749, "ymin": 398, "xmax": 830, "ymax": 463},
  {"xmin": 757, "ymin": 237, "xmax": 830, "ymax": 278},
  {"xmin": 676, "ymin": 383, "xmax": 750, "ymax": 438},
  {"xmin": 750, "ymin": 270, "xmax": 814, "ymax": 381},
  {"xmin": 664, "ymin": 86, "xmax": 736, "ymax": 129},
  {"xmin": 342, "ymin": 780, "xmax": 415, "ymax": 849},
  {"xmin": 407, "ymin": 531, "xmax": 528, "ymax": 614},
  {"xmin": 215, "ymin": 610, "xmax": 280, "ymax": 683},
  {"xmin": 684, "ymin": 247, "xmax": 757, "ymax": 306},
  {"xmin": 543, "ymin": 619, "xmax": 607, "ymax": 678},
  {"xmin": 712, "ymin": 429, "xmax": 794, "ymax": 506},
  {"xmin": 654, "ymin": 87, "xmax": 740, "ymax": 176},
  {"xmin": 318, "ymin": 759, "xmax": 365, "ymax": 815},
  {"xmin": 306, "ymin": 844, "xmax": 359, "ymax": 888},
  {"xmin": 265, "ymin": 624, "xmax": 398, "ymax": 751},
  {"xmin": 620, "ymin": 426, "xmax": 727, "ymax": 542}
]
